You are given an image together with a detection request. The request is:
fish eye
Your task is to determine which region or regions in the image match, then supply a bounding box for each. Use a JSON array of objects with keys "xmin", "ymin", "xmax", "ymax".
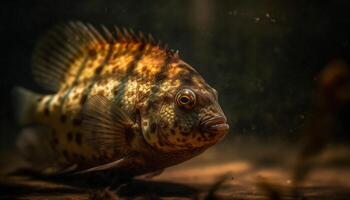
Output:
[{"xmin": 176, "ymin": 89, "xmax": 196, "ymax": 109}]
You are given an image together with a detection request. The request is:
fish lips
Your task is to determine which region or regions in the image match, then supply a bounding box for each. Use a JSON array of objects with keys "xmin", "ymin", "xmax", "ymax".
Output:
[{"xmin": 200, "ymin": 116, "xmax": 229, "ymax": 136}]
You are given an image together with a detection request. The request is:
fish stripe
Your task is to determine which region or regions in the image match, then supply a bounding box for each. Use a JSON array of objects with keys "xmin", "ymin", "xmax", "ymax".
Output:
[
  {"xmin": 59, "ymin": 55, "xmax": 89, "ymax": 112},
  {"xmin": 149, "ymin": 56, "xmax": 173, "ymax": 101},
  {"xmin": 75, "ymin": 44, "xmax": 114, "ymax": 110},
  {"xmin": 113, "ymin": 44, "xmax": 146, "ymax": 103}
]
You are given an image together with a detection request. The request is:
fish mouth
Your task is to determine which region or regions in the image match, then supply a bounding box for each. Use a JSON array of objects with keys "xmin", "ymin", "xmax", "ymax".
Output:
[{"xmin": 200, "ymin": 116, "xmax": 229, "ymax": 135}]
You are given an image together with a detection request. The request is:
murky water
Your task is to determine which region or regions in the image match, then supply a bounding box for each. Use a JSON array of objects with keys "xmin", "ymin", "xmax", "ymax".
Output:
[{"xmin": 1, "ymin": 1, "xmax": 350, "ymax": 199}]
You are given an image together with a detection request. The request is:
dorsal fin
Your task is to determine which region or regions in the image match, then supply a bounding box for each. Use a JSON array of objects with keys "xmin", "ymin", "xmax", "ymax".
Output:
[{"xmin": 32, "ymin": 21, "xmax": 176, "ymax": 92}]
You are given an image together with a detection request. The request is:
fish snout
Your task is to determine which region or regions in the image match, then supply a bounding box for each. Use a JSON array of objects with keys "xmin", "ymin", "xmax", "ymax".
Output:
[{"xmin": 200, "ymin": 115, "xmax": 229, "ymax": 136}]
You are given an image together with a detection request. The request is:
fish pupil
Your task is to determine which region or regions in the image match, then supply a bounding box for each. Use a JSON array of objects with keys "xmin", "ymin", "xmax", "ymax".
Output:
[{"xmin": 180, "ymin": 96, "xmax": 190, "ymax": 104}]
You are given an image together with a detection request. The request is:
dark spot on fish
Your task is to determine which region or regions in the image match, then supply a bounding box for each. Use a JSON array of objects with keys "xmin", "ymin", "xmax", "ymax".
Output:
[
  {"xmin": 138, "ymin": 43, "xmax": 146, "ymax": 51},
  {"xmin": 176, "ymin": 138, "xmax": 181, "ymax": 142},
  {"xmin": 100, "ymin": 79, "xmax": 108, "ymax": 85},
  {"xmin": 97, "ymin": 80, "xmax": 105, "ymax": 87},
  {"xmin": 80, "ymin": 94, "xmax": 87, "ymax": 105},
  {"xmin": 44, "ymin": 106, "xmax": 50, "ymax": 116},
  {"xmin": 73, "ymin": 93, "xmax": 80, "ymax": 100},
  {"xmin": 128, "ymin": 91, "xmax": 135, "ymax": 97},
  {"xmin": 155, "ymin": 73, "xmax": 167, "ymax": 82},
  {"xmin": 163, "ymin": 94, "xmax": 173, "ymax": 103},
  {"xmin": 60, "ymin": 114, "xmax": 67, "ymax": 123},
  {"xmin": 153, "ymin": 100, "xmax": 162, "ymax": 111},
  {"xmin": 112, "ymin": 67, "xmax": 119, "ymax": 74},
  {"xmin": 75, "ymin": 132, "xmax": 82, "ymax": 145},
  {"xmin": 58, "ymin": 95, "xmax": 65, "ymax": 102},
  {"xmin": 94, "ymin": 66, "xmax": 103, "ymax": 75},
  {"xmin": 197, "ymin": 137, "xmax": 202, "ymax": 142},
  {"xmin": 37, "ymin": 97, "xmax": 43, "ymax": 102},
  {"xmin": 97, "ymin": 90, "xmax": 105, "ymax": 96},
  {"xmin": 112, "ymin": 52, "xmax": 119, "ymax": 59},
  {"xmin": 150, "ymin": 123, "xmax": 157, "ymax": 133},
  {"xmin": 73, "ymin": 117, "xmax": 82, "ymax": 126},
  {"xmin": 67, "ymin": 132, "xmax": 73, "ymax": 142},
  {"xmin": 161, "ymin": 121, "xmax": 168, "ymax": 129},
  {"xmin": 81, "ymin": 78, "xmax": 89, "ymax": 83},
  {"xmin": 88, "ymin": 49, "xmax": 97, "ymax": 58}
]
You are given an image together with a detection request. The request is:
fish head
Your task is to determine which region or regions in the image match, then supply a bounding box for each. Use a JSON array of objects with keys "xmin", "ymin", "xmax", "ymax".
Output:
[{"xmin": 141, "ymin": 82, "xmax": 229, "ymax": 152}]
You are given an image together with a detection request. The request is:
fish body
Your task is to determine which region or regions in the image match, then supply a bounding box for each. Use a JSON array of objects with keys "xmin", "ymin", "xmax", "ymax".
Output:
[{"xmin": 13, "ymin": 22, "xmax": 229, "ymax": 176}]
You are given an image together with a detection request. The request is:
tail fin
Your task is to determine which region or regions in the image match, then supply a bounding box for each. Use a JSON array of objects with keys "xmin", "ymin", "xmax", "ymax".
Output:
[{"xmin": 12, "ymin": 87, "xmax": 40, "ymax": 126}]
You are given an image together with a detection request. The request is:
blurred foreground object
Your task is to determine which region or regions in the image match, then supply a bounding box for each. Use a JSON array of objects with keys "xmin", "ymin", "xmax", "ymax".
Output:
[{"xmin": 293, "ymin": 60, "xmax": 350, "ymax": 188}]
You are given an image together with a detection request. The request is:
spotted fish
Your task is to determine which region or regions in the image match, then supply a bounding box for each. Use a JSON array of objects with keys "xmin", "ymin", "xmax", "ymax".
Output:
[{"xmin": 12, "ymin": 21, "xmax": 229, "ymax": 176}]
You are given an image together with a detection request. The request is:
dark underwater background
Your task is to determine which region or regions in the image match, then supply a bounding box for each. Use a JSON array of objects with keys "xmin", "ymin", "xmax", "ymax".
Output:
[
  {"xmin": 2, "ymin": 0, "xmax": 350, "ymax": 149},
  {"xmin": 1, "ymin": 1, "xmax": 350, "ymax": 199}
]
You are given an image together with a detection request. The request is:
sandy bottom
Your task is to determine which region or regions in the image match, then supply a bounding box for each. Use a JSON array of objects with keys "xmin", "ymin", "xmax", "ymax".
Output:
[{"xmin": 1, "ymin": 143, "xmax": 350, "ymax": 200}]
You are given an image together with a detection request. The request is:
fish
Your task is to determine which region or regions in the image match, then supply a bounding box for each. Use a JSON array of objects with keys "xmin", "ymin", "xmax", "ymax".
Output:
[{"xmin": 12, "ymin": 21, "xmax": 229, "ymax": 177}]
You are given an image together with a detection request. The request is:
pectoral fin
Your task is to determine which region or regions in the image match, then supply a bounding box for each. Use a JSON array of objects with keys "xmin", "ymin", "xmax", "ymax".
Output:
[{"xmin": 82, "ymin": 95, "xmax": 136, "ymax": 155}]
